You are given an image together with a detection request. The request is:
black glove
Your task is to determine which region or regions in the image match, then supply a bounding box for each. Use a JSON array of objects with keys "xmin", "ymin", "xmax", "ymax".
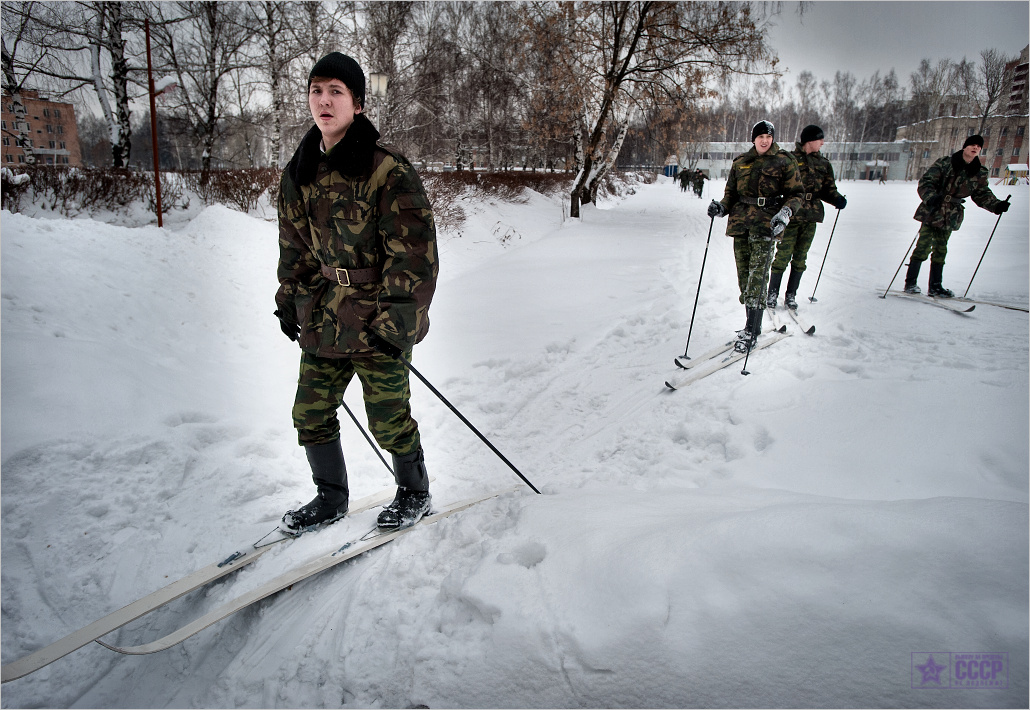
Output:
[
  {"xmin": 835, "ymin": 195, "xmax": 847, "ymax": 209},
  {"xmin": 707, "ymin": 200, "xmax": 726, "ymax": 218},
  {"xmin": 997, "ymin": 200, "xmax": 1010, "ymax": 214},
  {"xmin": 273, "ymin": 309, "xmax": 299, "ymax": 342},
  {"xmin": 925, "ymin": 195, "xmax": 942, "ymax": 211},
  {"xmin": 366, "ymin": 330, "xmax": 403, "ymax": 359}
]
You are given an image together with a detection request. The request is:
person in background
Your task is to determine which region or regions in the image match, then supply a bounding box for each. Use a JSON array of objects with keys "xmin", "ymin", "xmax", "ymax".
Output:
[
  {"xmin": 275, "ymin": 52, "xmax": 439, "ymax": 532},
  {"xmin": 708, "ymin": 120, "xmax": 805, "ymax": 352},
  {"xmin": 905, "ymin": 135, "xmax": 1009, "ymax": 297},
  {"xmin": 767, "ymin": 125, "xmax": 846, "ymax": 311}
]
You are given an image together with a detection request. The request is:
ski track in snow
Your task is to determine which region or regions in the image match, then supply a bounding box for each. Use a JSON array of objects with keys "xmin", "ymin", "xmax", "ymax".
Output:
[{"xmin": 2, "ymin": 178, "xmax": 1028, "ymax": 708}]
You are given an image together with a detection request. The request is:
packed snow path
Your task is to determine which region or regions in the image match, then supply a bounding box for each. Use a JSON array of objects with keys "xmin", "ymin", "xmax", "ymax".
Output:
[{"xmin": 2, "ymin": 178, "xmax": 1027, "ymax": 708}]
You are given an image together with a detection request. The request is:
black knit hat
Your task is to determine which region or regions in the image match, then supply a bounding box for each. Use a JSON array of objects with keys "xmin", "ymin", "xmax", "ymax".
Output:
[
  {"xmin": 752, "ymin": 120, "xmax": 774, "ymax": 142},
  {"xmin": 309, "ymin": 52, "xmax": 365, "ymax": 108},
  {"xmin": 800, "ymin": 125, "xmax": 824, "ymax": 144},
  {"xmin": 963, "ymin": 134, "xmax": 984, "ymax": 149}
]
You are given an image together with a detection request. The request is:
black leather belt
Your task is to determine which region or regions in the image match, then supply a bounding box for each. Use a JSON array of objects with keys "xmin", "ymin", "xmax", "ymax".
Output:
[{"xmin": 320, "ymin": 263, "xmax": 381, "ymax": 286}]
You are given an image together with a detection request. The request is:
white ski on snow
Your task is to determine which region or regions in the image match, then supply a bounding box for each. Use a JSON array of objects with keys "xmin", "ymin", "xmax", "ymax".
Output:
[
  {"xmin": 666, "ymin": 326, "xmax": 790, "ymax": 390},
  {"xmin": 1, "ymin": 486, "xmax": 399, "ymax": 683},
  {"xmin": 883, "ymin": 289, "xmax": 975, "ymax": 313},
  {"xmin": 96, "ymin": 487, "xmax": 518, "ymax": 656}
]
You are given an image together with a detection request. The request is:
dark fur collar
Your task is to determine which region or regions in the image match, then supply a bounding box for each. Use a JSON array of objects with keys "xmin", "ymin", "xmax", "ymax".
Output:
[
  {"xmin": 287, "ymin": 113, "xmax": 381, "ymax": 186},
  {"xmin": 951, "ymin": 150, "xmax": 982, "ymax": 175}
]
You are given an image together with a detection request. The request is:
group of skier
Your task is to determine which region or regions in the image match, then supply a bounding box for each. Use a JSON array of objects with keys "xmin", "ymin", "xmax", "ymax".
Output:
[
  {"xmin": 678, "ymin": 167, "xmax": 708, "ymax": 198},
  {"xmin": 272, "ymin": 51, "xmax": 1012, "ymax": 536},
  {"xmin": 707, "ymin": 119, "xmax": 1009, "ymax": 354}
]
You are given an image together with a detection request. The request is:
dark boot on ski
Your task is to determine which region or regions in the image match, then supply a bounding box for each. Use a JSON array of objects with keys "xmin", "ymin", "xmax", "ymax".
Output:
[
  {"xmin": 783, "ymin": 268, "xmax": 803, "ymax": 310},
  {"xmin": 283, "ymin": 439, "xmax": 349, "ymax": 532},
  {"xmin": 904, "ymin": 261, "xmax": 922, "ymax": 294},
  {"xmin": 766, "ymin": 271, "xmax": 783, "ymax": 309},
  {"xmin": 926, "ymin": 262, "xmax": 953, "ymax": 298},
  {"xmin": 734, "ymin": 308, "xmax": 763, "ymax": 353},
  {"xmin": 378, "ymin": 447, "xmax": 432, "ymax": 529}
]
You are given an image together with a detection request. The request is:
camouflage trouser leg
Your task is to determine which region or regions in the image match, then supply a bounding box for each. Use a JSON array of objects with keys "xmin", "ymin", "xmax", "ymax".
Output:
[
  {"xmin": 292, "ymin": 351, "xmax": 421, "ymax": 456},
  {"xmin": 771, "ymin": 220, "xmax": 818, "ymax": 274},
  {"xmin": 911, "ymin": 224, "xmax": 952, "ymax": 266},
  {"xmin": 733, "ymin": 232, "xmax": 776, "ymax": 309}
]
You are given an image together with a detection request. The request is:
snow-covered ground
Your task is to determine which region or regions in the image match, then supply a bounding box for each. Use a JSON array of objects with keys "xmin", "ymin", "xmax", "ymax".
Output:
[{"xmin": 2, "ymin": 175, "xmax": 1027, "ymax": 708}]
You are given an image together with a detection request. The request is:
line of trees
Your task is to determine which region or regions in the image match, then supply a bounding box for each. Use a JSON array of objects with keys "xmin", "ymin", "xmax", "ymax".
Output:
[
  {"xmin": 620, "ymin": 47, "xmax": 1017, "ymax": 169},
  {"xmin": 2, "ymin": 0, "xmax": 787, "ymax": 217}
]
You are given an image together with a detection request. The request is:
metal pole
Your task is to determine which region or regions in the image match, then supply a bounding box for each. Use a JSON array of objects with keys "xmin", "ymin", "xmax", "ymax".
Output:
[
  {"xmin": 880, "ymin": 230, "xmax": 920, "ymax": 298},
  {"xmin": 398, "ymin": 354, "xmax": 541, "ymax": 494},
  {"xmin": 808, "ymin": 209, "xmax": 840, "ymax": 303},
  {"xmin": 963, "ymin": 195, "xmax": 1010, "ymax": 298},
  {"xmin": 679, "ymin": 216, "xmax": 715, "ymax": 360},
  {"xmin": 144, "ymin": 19, "xmax": 163, "ymax": 228},
  {"xmin": 340, "ymin": 400, "xmax": 394, "ymax": 475}
]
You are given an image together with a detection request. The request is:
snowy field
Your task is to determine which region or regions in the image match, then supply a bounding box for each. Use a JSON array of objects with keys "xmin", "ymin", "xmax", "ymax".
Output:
[{"xmin": 1, "ymin": 174, "xmax": 1027, "ymax": 708}]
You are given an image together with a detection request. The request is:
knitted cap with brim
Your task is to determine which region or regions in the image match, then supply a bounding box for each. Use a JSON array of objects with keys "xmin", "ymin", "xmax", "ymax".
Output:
[{"xmin": 309, "ymin": 52, "xmax": 365, "ymax": 108}]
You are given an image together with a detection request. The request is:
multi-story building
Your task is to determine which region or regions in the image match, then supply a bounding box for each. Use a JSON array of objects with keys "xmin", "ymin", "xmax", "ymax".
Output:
[
  {"xmin": 1, "ymin": 89, "xmax": 82, "ymax": 167},
  {"xmin": 1002, "ymin": 45, "xmax": 1029, "ymax": 115},
  {"xmin": 687, "ymin": 141, "xmax": 914, "ymax": 183}
]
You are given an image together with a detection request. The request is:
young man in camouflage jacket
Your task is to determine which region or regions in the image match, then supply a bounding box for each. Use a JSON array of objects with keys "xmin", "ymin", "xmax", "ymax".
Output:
[
  {"xmin": 767, "ymin": 125, "xmax": 847, "ymax": 310},
  {"xmin": 708, "ymin": 120, "xmax": 805, "ymax": 352},
  {"xmin": 906, "ymin": 135, "xmax": 1009, "ymax": 297},
  {"xmin": 275, "ymin": 52, "xmax": 439, "ymax": 531}
]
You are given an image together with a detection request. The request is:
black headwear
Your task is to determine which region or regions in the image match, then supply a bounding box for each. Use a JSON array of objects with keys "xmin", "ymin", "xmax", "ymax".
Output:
[
  {"xmin": 800, "ymin": 125, "xmax": 824, "ymax": 144},
  {"xmin": 963, "ymin": 134, "xmax": 984, "ymax": 149},
  {"xmin": 752, "ymin": 120, "xmax": 775, "ymax": 142},
  {"xmin": 309, "ymin": 52, "xmax": 366, "ymax": 108}
]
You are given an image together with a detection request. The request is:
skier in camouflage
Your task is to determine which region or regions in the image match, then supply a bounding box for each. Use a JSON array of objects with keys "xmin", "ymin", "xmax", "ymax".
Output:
[
  {"xmin": 709, "ymin": 120, "xmax": 805, "ymax": 352},
  {"xmin": 906, "ymin": 135, "xmax": 1009, "ymax": 297},
  {"xmin": 767, "ymin": 125, "xmax": 846, "ymax": 310},
  {"xmin": 275, "ymin": 53, "xmax": 439, "ymax": 532}
]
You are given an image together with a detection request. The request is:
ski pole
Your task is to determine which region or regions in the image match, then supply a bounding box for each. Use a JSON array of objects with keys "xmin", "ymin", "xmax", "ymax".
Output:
[
  {"xmin": 679, "ymin": 216, "xmax": 715, "ymax": 360},
  {"xmin": 808, "ymin": 208, "xmax": 841, "ymax": 303},
  {"xmin": 397, "ymin": 354, "xmax": 542, "ymax": 494},
  {"xmin": 880, "ymin": 230, "xmax": 920, "ymax": 298},
  {"xmin": 742, "ymin": 237, "xmax": 777, "ymax": 376},
  {"xmin": 963, "ymin": 195, "xmax": 1010, "ymax": 298},
  {"xmin": 340, "ymin": 399, "xmax": 394, "ymax": 475}
]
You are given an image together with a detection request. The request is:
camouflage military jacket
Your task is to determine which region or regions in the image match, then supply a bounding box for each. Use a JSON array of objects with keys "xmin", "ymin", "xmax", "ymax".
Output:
[
  {"xmin": 276, "ymin": 114, "xmax": 438, "ymax": 357},
  {"xmin": 789, "ymin": 143, "xmax": 844, "ymax": 224},
  {"xmin": 914, "ymin": 151, "xmax": 1007, "ymax": 231},
  {"xmin": 719, "ymin": 143, "xmax": 805, "ymax": 237}
]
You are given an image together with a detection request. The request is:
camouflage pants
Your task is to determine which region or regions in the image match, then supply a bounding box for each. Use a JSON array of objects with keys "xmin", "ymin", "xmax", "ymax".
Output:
[
  {"xmin": 911, "ymin": 224, "xmax": 952, "ymax": 266},
  {"xmin": 771, "ymin": 220, "xmax": 818, "ymax": 274},
  {"xmin": 293, "ymin": 350, "xmax": 421, "ymax": 454},
  {"xmin": 732, "ymin": 232, "xmax": 776, "ymax": 309}
]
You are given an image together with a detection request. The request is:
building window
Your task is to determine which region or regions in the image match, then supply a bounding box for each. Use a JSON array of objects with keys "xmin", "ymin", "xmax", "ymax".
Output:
[
  {"xmin": 43, "ymin": 108, "xmax": 50, "ymax": 117},
  {"xmin": 996, "ymin": 149, "xmax": 1005, "ymax": 156},
  {"xmin": 48, "ymin": 140, "xmax": 55, "ymax": 149},
  {"xmin": 54, "ymin": 109, "xmax": 61, "ymax": 119},
  {"xmin": 1018, "ymin": 126, "xmax": 1026, "ymax": 136},
  {"xmin": 60, "ymin": 156, "xmax": 68, "ymax": 164},
  {"xmin": 59, "ymin": 141, "xmax": 65, "ymax": 149},
  {"xmin": 57, "ymin": 125, "xmax": 63, "ymax": 134},
  {"xmin": 1013, "ymin": 147, "xmax": 1021, "ymax": 156},
  {"xmin": 1, "ymin": 136, "xmax": 7, "ymax": 146},
  {"xmin": 922, "ymin": 150, "xmax": 931, "ymax": 158},
  {"xmin": 45, "ymin": 124, "xmax": 53, "ymax": 133},
  {"xmin": 45, "ymin": 156, "xmax": 54, "ymax": 165},
  {"xmin": 17, "ymin": 155, "xmax": 24, "ymax": 163},
  {"xmin": 991, "ymin": 167, "xmax": 1000, "ymax": 176},
  {"xmin": 968, "ymin": 127, "xmax": 975, "ymax": 136},
  {"xmin": 1001, "ymin": 126, "xmax": 1009, "ymax": 136}
]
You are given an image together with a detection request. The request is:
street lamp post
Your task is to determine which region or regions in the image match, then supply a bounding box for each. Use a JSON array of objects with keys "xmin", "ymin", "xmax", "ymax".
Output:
[{"xmin": 144, "ymin": 19, "xmax": 176, "ymax": 227}]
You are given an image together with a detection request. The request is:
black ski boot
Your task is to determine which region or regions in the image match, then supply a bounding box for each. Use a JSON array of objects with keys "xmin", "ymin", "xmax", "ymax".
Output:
[
  {"xmin": 766, "ymin": 271, "xmax": 783, "ymax": 309},
  {"xmin": 378, "ymin": 447, "xmax": 432, "ymax": 529},
  {"xmin": 926, "ymin": 262, "xmax": 953, "ymax": 298},
  {"xmin": 734, "ymin": 308, "xmax": 763, "ymax": 353},
  {"xmin": 783, "ymin": 268, "xmax": 803, "ymax": 310},
  {"xmin": 283, "ymin": 439, "xmax": 349, "ymax": 532},
  {"xmin": 904, "ymin": 260, "xmax": 922, "ymax": 294}
]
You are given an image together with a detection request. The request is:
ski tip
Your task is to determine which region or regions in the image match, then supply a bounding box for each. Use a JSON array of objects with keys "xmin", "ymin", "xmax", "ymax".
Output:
[
  {"xmin": 805, "ymin": 326, "xmax": 816, "ymax": 335},
  {"xmin": 674, "ymin": 358, "xmax": 689, "ymax": 369},
  {"xmin": 664, "ymin": 381, "xmax": 677, "ymax": 391},
  {"xmin": 776, "ymin": 325, "xmax": 787, "ymax": 333},
  {"xmin": 964, "ymin": 305, "xmax": 975, "ymax": 312}
]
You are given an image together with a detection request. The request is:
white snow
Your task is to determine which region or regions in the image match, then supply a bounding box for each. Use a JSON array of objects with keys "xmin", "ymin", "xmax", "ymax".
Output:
[{"xmin": 2, "ymin": 176, "xmax": 1027, "ymax": 708}]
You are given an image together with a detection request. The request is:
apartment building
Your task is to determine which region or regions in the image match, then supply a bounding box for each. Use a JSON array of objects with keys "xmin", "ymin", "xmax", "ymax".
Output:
[{"xmin": 2, "ymin": 89, "xmax": 82, "ymax": 167}]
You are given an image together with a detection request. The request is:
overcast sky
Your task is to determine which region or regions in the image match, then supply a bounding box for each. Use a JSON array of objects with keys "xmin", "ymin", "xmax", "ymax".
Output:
[{"xmin": 765, "ymin": 1, "xmax": 1029, "ymax": 90}]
